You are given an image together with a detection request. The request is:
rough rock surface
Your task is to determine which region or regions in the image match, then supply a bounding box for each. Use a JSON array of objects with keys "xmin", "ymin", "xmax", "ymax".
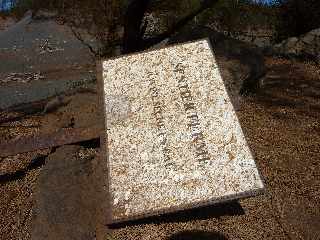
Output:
[
  {"xmin": 0, "ymin": 12, "xmax": 94, "ymax": 76},
  {"xmin": 0, "ymin": 11, "xmax": 96, "ymax": 111},
  {"xmin": 272, "ymin": 29, "xmax": 320, "ymax": 63},
  {"xmin": 31, "ymin": 145, "xmax": 109, "ymax": 240},
  {"xmin": 32, "ymin": 10, "xmax": 58, "ymax": 21}
]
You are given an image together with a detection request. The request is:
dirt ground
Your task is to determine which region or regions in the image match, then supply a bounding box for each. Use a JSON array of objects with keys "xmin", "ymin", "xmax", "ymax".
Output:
[{"xmin": 0, "ymin": 57, "xmax": 319, "ymax": 240}]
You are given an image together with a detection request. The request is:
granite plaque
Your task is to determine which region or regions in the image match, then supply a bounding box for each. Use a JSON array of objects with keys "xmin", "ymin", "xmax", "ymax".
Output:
[{"xmin": 99, "ymin": 39, "xmax": 265, "ymax": 223}]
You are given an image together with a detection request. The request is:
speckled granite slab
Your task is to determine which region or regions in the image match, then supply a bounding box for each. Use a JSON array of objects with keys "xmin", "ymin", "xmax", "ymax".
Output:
[{"xmin": 100, "ymin": 39, "xmax": 264, "ymax": 223}]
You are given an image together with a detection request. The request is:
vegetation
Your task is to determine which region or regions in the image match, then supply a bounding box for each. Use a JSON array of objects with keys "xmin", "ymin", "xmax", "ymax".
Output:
[{"xmin": 2, "ymin": 0, "xmax": 320, "ymax": 54}]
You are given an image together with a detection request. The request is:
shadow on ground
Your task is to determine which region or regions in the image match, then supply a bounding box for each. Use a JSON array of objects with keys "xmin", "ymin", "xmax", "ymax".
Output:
[
  {"xmin": 166, "ymin": 230, "xmax": 228, "ymax": 240},
  {"xmin": 109, "ymin": 201, "xmax": 244, "ymax": 229}
]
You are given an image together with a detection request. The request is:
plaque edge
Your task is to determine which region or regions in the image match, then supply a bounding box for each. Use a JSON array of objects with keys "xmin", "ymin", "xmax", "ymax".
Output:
[
  {"xmin": 99, "ymin": 37, "xmax": 212, "ymax": 64},
  {"xmin": 107, "ymin": 186, "xmax": 266, "ymax": 225},
  {"xmin": 96, "ymin": 60, "xmax": 114, "ymax": 225}
]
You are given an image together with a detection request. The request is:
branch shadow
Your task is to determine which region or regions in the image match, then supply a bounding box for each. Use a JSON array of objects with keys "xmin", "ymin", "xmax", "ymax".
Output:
[{"xmin": 0, "ymin": 154, "xmax": 48, "ymax": 184}]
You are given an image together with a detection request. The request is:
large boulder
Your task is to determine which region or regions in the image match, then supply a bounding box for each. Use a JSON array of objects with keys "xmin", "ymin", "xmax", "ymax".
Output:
[{"xmin": 272, "ymin": 28, "xmax": 320, "ymax": 63}]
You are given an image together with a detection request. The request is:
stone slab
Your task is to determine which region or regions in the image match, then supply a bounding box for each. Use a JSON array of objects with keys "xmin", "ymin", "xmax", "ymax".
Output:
[{"xmin": 100, "ymin": 39, "xmax": 265, "ymax": 223}]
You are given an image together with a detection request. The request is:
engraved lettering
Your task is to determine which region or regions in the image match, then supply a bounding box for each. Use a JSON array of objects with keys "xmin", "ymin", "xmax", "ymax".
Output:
[
  {"xmin": 148, "ymin": 75, "xmax": 172, "ymax": 165},
  {"xmin": 175, "ymin": 64, "xmax": 210, "ymax": 162}
]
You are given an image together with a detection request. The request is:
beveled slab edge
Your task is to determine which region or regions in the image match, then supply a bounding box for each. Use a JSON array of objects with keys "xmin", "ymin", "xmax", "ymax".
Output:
[
  {"xmin": 108, "ymin": 186, "xmax": 266, "ymax": 225},
  {"xmin": 96, "ymin": 60, "xmax": 114, "ymax": 227}
]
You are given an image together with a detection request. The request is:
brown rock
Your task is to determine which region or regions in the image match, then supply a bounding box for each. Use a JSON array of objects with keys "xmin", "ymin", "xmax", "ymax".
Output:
[{"xmin": 31, "ymin": 145, "xmax": 109, "ymax": 240}]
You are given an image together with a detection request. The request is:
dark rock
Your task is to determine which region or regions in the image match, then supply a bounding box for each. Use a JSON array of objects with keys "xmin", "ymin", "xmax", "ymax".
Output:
[
  {"xmin": 272, "ymin": 28, "xmax": 320, "ymax": 63},
  {"xmin": 32, "ymin": 10, "xmax": 58, "ymax": 21}
]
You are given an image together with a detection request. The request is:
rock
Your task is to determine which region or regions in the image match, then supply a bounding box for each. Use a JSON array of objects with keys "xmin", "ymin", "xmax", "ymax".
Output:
[
  {"xmin": 31, "ymin": 145, "xmax": 109, "ymax": 240},
  {"xmin": 0, "ymin": 11, "xmax": 94, "ymax": 75},
  {"xmin": 284, "ymin": 37, "xmax": 298, "ymax": 54},
  {"xmin": 273, "ymin": 43, "xmax": 283, "ymax": 53},
  {"xmin": 39, "ymin": 92, "xmax": 102, "ymax": 134},
  {"xmin": 41, "ymin": 94, "xmax": 66, "ymax": 114},
  {"xmin": 253, "ymin": 37, "xmax": 271, "ymax": 48},
  {"xmin": 272, "ymin": 28, "xmax": 320, "ymax": 63},
  {"xmin": 301, "ymin": 33, "xmax": 315, "ymax": 45},
  {"xmin": 32, "ymin": 10, "xmax": 58, "ymax": 21}
]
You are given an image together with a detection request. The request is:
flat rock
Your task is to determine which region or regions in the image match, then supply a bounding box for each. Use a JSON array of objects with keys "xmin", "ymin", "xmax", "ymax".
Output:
[
  {"xmin": 31, "ymin": 145, "xmax": 109, "ymax": 240},
  {"xmin": 0, "ymin": 12, "xmax": 94, "ymax": 75},
  {"xmin": 100, "ymin": 39, "xmax": 265, "ymax": 222},
  {"xmin": 0, "ymin": 74, "xmax": 95, "ymax": 110}
]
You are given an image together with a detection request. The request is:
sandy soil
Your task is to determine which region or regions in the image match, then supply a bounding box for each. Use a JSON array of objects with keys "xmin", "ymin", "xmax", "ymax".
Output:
[{"xmin": 0, "ymin": 57, "xmax": 319, "ymax": 240}]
